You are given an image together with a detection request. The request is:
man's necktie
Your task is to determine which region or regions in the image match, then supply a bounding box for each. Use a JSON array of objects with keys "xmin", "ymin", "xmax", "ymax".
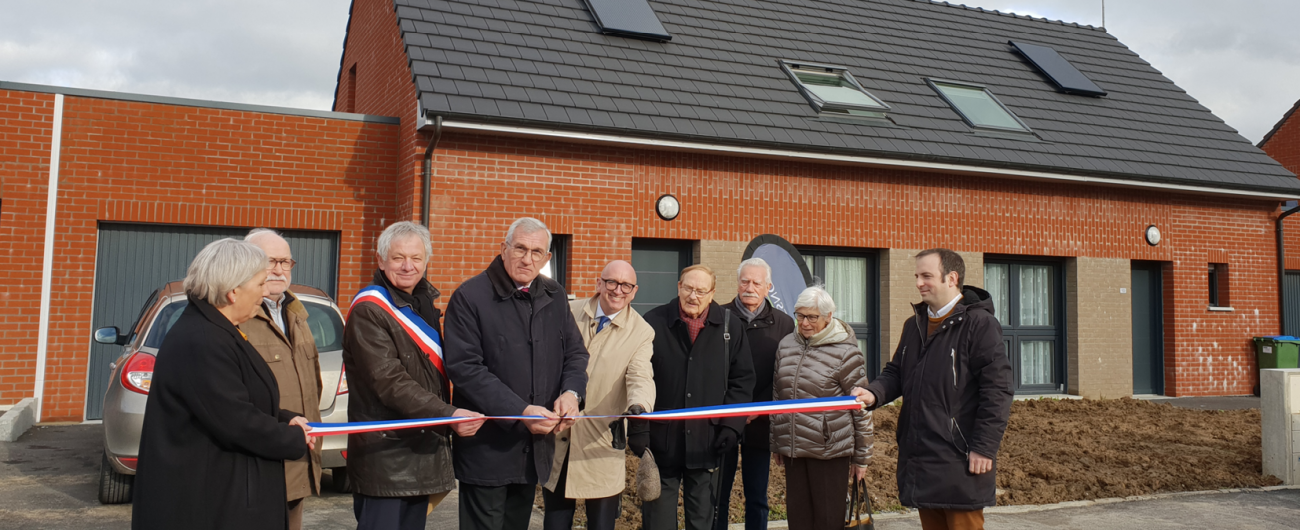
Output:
[{"xmin": 597, "ymin": 316, "xmax": 610, "ymax": 333}]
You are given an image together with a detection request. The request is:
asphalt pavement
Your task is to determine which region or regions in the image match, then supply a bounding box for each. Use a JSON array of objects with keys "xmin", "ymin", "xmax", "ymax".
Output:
[{"xmin": 3, "ymin": 422, "xmax": 1296, "ymax": 530}]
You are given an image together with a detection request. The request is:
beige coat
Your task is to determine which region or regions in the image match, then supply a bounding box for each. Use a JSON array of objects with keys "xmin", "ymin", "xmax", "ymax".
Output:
[
  {"xmin": 544, "ymin": 296, "xmax": 656, "ymax": 499},
  {"xmin": 239, "ymin": 290, "xmax": 323, "ymax": 501}
]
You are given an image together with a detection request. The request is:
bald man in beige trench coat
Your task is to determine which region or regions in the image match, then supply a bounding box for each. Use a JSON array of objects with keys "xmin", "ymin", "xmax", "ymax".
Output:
[{"xmin": 542, "ymin": 260, "xmax": 656, "ymax": 530}]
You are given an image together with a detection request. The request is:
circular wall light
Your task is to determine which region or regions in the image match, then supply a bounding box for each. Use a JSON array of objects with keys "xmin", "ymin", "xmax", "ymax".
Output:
[
  {"xmin": 656, "ymin": 194, "xmax": 680, "ymax": 221},
  {"xmin": 1144, "ymin": 225, "xmax": 1161, "ymax": 246}
]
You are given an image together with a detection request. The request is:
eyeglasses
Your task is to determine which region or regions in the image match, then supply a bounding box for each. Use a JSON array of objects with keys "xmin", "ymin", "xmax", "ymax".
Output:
[
  {"xmin": 679, "ymin": 286, "xmax": 715, "ymax": 298},
  {"xmin": 601, "ymin": 278, "xmax": 637, "ymax": 294},
  {"xmin": 794, "ymin": 313, "xmax": 824, "ymax": 323},
  {"xmin": 267, "ymin": 258, "xmax": 297, "ymax": 270},
  {"xmin": 507, "ymin": 245, "xmax": 549, "ymax": 263}
]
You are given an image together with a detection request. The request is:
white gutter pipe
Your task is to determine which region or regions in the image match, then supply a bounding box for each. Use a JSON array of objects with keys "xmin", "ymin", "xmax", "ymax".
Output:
[{"xmin": 34, "ymin": 94, "xmax": 65, "ymax": 421}]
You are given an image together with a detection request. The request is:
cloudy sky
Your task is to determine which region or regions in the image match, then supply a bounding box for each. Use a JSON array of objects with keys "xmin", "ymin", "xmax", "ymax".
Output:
[{"xmin": 2, "ymin": 1, "xmax": 1297, "ymax": 143}]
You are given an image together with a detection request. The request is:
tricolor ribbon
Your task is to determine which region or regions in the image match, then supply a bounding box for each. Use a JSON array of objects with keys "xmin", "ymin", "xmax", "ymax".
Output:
[
  {"xmin": 351, "ymin": 285, "xmax": 447, "ymax": 380},
  {"xmin": 306, "ymin": 396, "xmax": 865, "ymax": 437}
]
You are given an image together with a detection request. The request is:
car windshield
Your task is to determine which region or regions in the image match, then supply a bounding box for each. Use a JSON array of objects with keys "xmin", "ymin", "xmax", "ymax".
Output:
[{"xmin": 142, "ymin": 298, "xmax": 345, "ymax": 352}]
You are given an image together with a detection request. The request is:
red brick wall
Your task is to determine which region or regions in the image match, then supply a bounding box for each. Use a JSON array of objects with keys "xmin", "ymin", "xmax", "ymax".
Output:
[
  {"xmin": 336, "ymin": 0, "xmax": 426, "ymax": 227},
  {"xmin": 424, "ymin": 131, "xmax": 1279, "ymax": 396},
  {"xmin": 0, "ymin": 89, "xmax": 56, "ymax": 406},
  {"xmin": 1260, "ymin": 109, "xmax": 1300, "ymax": 271},
  {"xmin": 0, "ymin": 90, "xmax": 401, "ymax": 420}
]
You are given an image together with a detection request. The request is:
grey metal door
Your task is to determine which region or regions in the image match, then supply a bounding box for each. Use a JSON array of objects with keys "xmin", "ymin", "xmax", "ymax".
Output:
[
  {"xmin": 630, "ymin": 239, "xmax": 693, "ymax": 316},
  {"xmin": 1285, "ymin": 271, "xmax": 1300, "ymax": 336},
  {"xmin": 85, "ymin": 223, "xmax": 339, "ymax": 419},
  {"xmin": 1131, "ymin": 261, "xmax": 1164, "ymax": 395}
]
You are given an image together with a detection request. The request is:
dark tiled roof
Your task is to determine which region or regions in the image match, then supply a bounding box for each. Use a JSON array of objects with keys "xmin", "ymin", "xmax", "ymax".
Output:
[{"xmin": 395, "ymin": 0, "xmax": 1300, "ymax": 193}]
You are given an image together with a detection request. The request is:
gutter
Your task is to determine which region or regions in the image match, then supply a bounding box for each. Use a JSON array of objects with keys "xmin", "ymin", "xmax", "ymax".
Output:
[
  {"xmin": 420, "ymin": 116, "xmax": 443, "ymax": 227},
  {"xmin": 1277, "ymin": 203, "xmax": 1300, "ymax": 334},
  {"xmin": 435, "ymin": 119, "xmax": 1300, "ymax": 201},
  {"xmin": 34, "ymin": 94, "xmax": 66, "ymax": 421}
]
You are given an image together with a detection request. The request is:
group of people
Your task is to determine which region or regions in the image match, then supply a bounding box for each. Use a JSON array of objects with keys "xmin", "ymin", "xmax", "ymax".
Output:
[{"xmin": 130, "ymin": 217, "xmax": 1013, "ymax": 530}]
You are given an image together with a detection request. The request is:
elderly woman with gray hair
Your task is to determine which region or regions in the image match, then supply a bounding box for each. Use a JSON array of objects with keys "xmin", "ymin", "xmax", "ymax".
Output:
[
  {"xmin": 133, "ymin": 238, "xmax": 313, "ymax": 530},
  {"xmin": 770, "ymin": 286, "xmax": 873, "ymax": 530}
]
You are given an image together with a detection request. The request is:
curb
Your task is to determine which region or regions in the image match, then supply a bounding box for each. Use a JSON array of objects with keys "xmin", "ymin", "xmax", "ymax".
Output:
[
  {"xmin": 0, "ymin": 398, "xmax": 36, "ymax": 442},
  {"xmin": 727, "ymin": 485, "xmax": 1300, "ymax": 528}
]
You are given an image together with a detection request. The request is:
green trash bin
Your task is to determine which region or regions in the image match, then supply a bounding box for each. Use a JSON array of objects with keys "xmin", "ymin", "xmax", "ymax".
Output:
[{"xmin": 1253, "ymin": 336, "xmax": 1300, "ymax": 369}]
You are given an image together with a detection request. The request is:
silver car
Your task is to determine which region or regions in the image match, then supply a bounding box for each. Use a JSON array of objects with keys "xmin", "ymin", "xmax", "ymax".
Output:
[{"xmin": 93, "ymin": 281, "xmax": 351, "ymax": 504}]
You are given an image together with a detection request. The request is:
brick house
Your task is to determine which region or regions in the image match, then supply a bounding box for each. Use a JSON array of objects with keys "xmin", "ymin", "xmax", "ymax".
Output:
[
  {"xmin": 1259, "ymin": 99, "xmax": 1300, "ymax": 335},
  {"xmin": 3, "ymin": 0, "xmax": 1298, "ymax": 422}
]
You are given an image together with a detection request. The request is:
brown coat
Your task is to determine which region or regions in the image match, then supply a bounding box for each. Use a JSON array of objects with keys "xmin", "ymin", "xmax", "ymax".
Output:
[
  {"xmin": 770, "ymin": 319, "xmax": 873, "ymax": 467},
  {"xmin": 544, "ymin": 296, "xmax": 656, "ymax": 499},
  {"xmin": 238, "ymin": 289, "xmax": 323, "ymax": 501}
]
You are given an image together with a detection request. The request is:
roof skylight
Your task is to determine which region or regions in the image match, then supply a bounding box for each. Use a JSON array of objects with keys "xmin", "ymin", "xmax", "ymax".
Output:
[
  {"xmin": 927, "ymin": 80, "xmax": 1030, "ymax": 132},
  {"xmin": 582, "ymin": 0, "xmax": 672, "ymax": 42},
  {"xmin": 780, "ymin": 61, "xmax": 889, "ymax": 117},
  {"xmin": 1009, "ymin": 41, "xmax": 1106, "ymax": 97}
]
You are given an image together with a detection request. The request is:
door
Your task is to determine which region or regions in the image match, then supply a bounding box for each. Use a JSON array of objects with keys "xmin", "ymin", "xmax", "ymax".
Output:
[
  {"xmin": 985, "ymin": 260, "xmax": 1064, "ymax": 394},
  {"xmin": 630, "ymin": 239, "xmax": 693, "ymax": 316},
  {"xmin": 86, "ymin": 223, "xmax": 340, "ymax": 419},
  {"xmin": 1131, "ymin": 261, "xmax": 1164, "ymax": 395},
  {"xmin": 1285, "ymin": 271, "xmax": 1300, "ymax": 336}
]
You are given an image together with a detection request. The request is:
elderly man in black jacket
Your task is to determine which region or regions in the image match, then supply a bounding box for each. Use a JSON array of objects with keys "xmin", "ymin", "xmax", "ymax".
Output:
[
  {"xmin": 444, "ymin": 217, "xmax": 590, "ymax": 530},
  {"xmin": 641, "ymin": 264, "xmax": 755, "ymax": 530},
  {"xmin": 343, "ymin": 221, "xmax": 486, "ymax": 530},
  {"xmin": 714, "ymin": 258, "xmax": 794, "ymax": 530},
  {"xmin": 854, "ymin": 249, "xmax": 1012, "ymax": 530}
]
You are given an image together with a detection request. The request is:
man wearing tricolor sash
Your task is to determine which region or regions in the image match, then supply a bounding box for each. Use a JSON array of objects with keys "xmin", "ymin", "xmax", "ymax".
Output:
[{"xmin": 343, "ymin": 222, "xmax": 486, "ymax": 530}]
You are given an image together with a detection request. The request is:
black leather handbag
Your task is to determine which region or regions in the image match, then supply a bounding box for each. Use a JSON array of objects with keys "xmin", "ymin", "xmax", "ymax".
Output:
[{"xmin": 845, "ymin": 478, "xmax": 875, "ymax": 530}]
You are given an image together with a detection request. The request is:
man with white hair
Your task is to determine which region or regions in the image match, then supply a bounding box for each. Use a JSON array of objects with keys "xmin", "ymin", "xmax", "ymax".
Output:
[
  {"xmin": 444, "ymin": 217, "xmax": 589, "ymax": 530},
  {"xmin": 238, "ymin": 228, "xmax": 322, "ymax": 530},
  {"xmin": 343, "ymin": 221, "xmax": 486, "ymax": 530},
  {"xmin": 714, "ymin": 258, "xmax": 794, "ymax": 530}
]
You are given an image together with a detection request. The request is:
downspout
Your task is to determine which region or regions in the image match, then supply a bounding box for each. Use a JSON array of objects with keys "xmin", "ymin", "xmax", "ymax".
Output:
[
  {"xmin": 1277, "ymin": 202, "xmax": 1300, "ymax": 334},
  {"xmin": 420, "ymin": 115, "xmax": 443, "ymax": 227}
]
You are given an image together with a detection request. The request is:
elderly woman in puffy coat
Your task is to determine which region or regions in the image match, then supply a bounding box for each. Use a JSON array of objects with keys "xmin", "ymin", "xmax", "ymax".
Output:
[{"xmin": 770, "ymin": 286, "xmax": 873, "ymax": 530}]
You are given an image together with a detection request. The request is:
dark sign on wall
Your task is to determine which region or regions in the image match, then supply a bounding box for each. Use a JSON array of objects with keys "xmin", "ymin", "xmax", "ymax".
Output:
[{"xmin": 742, "ymin": 234, "xmax": 813, "ymax": 319}]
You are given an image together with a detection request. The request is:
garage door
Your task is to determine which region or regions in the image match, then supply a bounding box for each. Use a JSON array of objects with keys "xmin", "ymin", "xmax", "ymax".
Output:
[{"xmin": 85, "ymin": 223, "xmax": 340, "ymax": 419}]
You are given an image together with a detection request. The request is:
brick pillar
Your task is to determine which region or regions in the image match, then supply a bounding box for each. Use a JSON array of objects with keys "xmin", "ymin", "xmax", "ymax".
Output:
[
  {"xmin": 697, "ymin": 240, "xmax": 748, "ymax": 305},
  {"xmin": 1066, "ymin": 257, "xmax": 1134, "ymax": 398}
]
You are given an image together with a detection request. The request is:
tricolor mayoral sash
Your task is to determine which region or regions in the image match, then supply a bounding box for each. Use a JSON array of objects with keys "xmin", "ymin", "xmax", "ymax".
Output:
[{"xmin": 350, "ymin": 285, "xmax": 447, "ymax": 380}]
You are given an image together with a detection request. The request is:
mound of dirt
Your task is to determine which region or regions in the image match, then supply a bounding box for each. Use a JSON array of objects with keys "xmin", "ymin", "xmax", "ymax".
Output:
[{"xmin": 542, "ymin": 398, "xmax": 1278, "ymax": 529}]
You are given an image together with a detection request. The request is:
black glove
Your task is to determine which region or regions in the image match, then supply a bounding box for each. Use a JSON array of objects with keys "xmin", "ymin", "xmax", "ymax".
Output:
[
  {"xmin": 626, "ymin": 405, "xmax": 649, "ymax": 457},
  {"xmin": 713, "ymin": 425, "xmax": 739, "ymax": 456},
  {"xmin": 609, "ymin": 418, "xmax": 627, "ymax": 450}
]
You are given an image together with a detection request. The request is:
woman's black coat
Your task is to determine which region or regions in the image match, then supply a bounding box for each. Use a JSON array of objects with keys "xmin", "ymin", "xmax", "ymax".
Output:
[{"xmin": 132, "ymin": 296, "xmax": 309, "ymax": 530}]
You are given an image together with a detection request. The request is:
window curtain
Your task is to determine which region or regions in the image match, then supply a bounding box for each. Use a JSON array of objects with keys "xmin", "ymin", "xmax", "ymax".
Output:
[
  {"xmin": 984, "ymin": 263, "xmax": 1009, "ymax": 325},
  {"xmin": 1020, "ymin": 340, "xmax": 1053, "ymax": 385},
  {"xmin": 1019, "ymin": 265, "xmax": 1053, "ymax": 326},
  {"xmin": 825, "ymin": 256, "xmax": 867, "ymax": 323}
]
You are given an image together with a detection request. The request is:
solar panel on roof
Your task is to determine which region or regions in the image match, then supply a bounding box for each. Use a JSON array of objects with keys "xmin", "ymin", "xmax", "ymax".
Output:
[
  {"xmin": 1010, "ymin": 41, "xmax": 1106, "ymax": 97},
  {"xmin": 583, "ymin": 0, "xmax": 672, "ymax": 42}
]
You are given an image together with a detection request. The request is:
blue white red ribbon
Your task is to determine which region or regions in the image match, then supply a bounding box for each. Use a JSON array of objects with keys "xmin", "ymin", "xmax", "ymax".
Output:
[
  {"xmin": 306, "ymin": 396, "xmax": 864, "ymax": 437},
  {"xmin": 351, "ymin": 285, "xmax": 447, "ymax": 379}
]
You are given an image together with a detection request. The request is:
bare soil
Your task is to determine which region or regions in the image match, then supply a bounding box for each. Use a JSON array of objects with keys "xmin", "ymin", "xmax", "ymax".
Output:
[{"xmin": 541, "ymin": 398, "xmax": 1279, "ymax": 529}]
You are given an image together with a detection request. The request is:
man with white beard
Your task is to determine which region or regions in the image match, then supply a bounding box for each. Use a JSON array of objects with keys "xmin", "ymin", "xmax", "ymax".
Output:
[{"xmin": 238, "ymin": 228, "xmax": 324, "ymax": 530}]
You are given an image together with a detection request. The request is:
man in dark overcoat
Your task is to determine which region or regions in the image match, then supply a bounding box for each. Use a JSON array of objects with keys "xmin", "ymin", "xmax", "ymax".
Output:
[
  {"xmin": 444, "ymin": 217, "xmax": 590, "ymax": 530},
  {"xmin": 641, "ymin": 264, "xmax": 755, "ymax": 530},
  {"xmin": 854, "ymin": 249, "xmax": 1013, "ymax": 530},
  {"xmin": 714, "ymin": 258, "xmax": 794, "ymax": 530}
]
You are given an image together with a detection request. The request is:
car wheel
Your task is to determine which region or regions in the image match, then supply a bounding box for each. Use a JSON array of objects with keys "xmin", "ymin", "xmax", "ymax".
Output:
[
  {"xmin": 98, "ymin": 452, "xmax": 134, "ymax": 504},
  {"xmin": 331, "ymin": 467, "xmax": 352, "ymax": 493}
]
